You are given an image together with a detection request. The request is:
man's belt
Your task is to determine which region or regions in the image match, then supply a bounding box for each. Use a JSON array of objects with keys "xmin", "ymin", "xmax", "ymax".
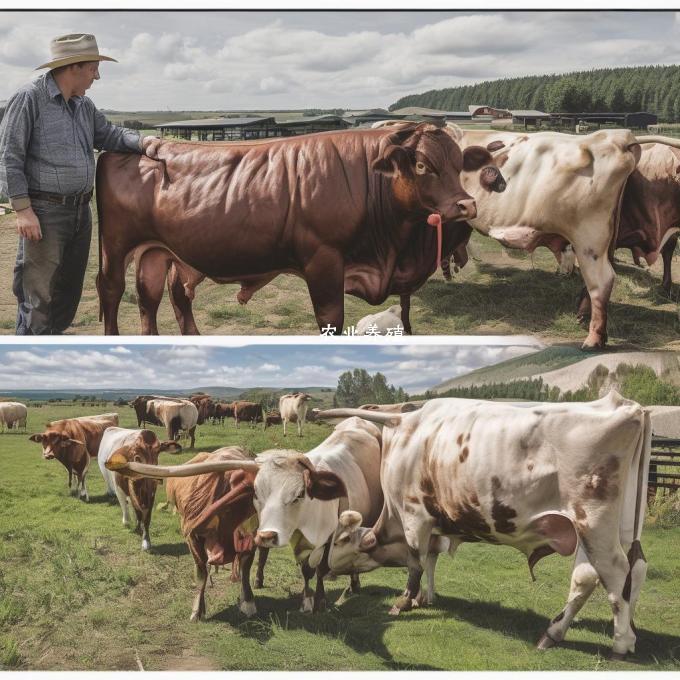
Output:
[{"xmin": 28, "ymin": 189, "xmax": 93, "ymax": 207}]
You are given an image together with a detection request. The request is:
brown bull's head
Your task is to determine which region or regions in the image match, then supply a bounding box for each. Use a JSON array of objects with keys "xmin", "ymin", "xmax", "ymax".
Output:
[
  {"xmin": 112, "ymin": 430, "xmax": 182, "ymax": 472},
  {"xmin": 29, "ymin": 431, "xmax": 85, "ymax": 460},
  {"xmin": 372, "ymin": 123, "xmax": 481, "ymax": 222}
]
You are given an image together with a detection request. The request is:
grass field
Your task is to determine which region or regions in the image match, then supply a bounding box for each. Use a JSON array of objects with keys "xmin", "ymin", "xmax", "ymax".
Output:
[
  {"xmin": 0, "ymin": 207, "xmax": 678, "ymax": 348},
  {"xmin": 1, "ymin": 403, "xmax": 679, "ymax": 671}
]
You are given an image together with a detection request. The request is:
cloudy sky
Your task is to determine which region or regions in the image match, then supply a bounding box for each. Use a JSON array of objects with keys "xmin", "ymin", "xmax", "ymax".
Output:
[
  {"xmin": 0, "ymin": 339, "xmax": 541, "ymax": 393},
  {"xmin": 1, "ymin": 10, "xmax": 679, "ymax": 109}
]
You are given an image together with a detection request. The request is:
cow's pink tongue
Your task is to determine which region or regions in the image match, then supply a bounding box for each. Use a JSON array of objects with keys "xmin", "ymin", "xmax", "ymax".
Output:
[
  {"xmin": 427, "ymin": 213, "xmax": 442, "ymax": 228},
  {"xmin": 427, "ymin": 213, "xmax": 443, "ymax": 271}
]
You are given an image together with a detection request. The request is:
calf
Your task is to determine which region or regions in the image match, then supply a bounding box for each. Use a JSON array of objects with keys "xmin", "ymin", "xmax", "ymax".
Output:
[
  {"xmin": 279, "ymin": 393, "xmax": 312, "ymax": 436},
  {"xmin": 29, "ymin": 413, "xmax": 119, "ymax": 501},
  {"xmin": 98, "ymin": 427, "xmax": 181, "ymax": 550},
  {"xmin": 318, "ymin": 392, "xmax": 651, "ymax": 660},
  {"xmin": 107, "ymin": 446, "xmax": 269, "ymax": 620}
]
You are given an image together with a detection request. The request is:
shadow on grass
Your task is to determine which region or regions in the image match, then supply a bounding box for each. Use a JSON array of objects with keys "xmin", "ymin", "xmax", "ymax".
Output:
[
  {"xmin": 152, "ymin": 542, "xmax": 190, "ymax": 557},
  {"xmin": 87, "ymin": 494, "xmax": 118, "ymax": 505},
  {"xmin": 208, "ymin": 581, "xmax": 680, "ymax": 669},
  {"xmin": 415, "ymin": 263, "xmax": 678, "ymax": 347}
]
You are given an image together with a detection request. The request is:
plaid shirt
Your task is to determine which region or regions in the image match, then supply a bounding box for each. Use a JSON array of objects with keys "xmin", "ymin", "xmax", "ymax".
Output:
[{"xmin": 0, "ymin": 71, "xmax": 142, "ymax": 210}]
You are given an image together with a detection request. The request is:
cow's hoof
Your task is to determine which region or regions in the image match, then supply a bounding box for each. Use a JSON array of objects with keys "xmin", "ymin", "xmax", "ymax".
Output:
[
  {"xmin": 239, "ymin": 599, "xmax": 257, "ymax": 618},
  {"xmin": 300, "ymin": 596, "xmax": 314, "ymax": 613},
  {"xmin": 142, "ymin": 539, "xmax": 151, "ymax": 551},
  {"xmin": 609, "ymin": 651, "xmax": 627, "ymax": 662},
  {"xmin": 189, "ymin": 611, "xmax": 203, "ymax": 623},
  {"xmin": 580, "ymin": 340, "xmax": 604, "ymax": 352},
  {"xmin": 537, "ymin": 633, "xmax": 558, "ymax": 650},
  {"xmin": 254, "ymin": 577, "xmax": 264, "ymax": 589}
]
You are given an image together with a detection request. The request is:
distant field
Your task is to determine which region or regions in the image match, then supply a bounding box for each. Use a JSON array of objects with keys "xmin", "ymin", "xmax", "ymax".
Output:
[
  {"xmin": 1, "ymin": 206, "xmax": 677, "ymax": 348},
  {"xmin": 1, "ymin": 402, "xmax": 679, "ymax": 671}
]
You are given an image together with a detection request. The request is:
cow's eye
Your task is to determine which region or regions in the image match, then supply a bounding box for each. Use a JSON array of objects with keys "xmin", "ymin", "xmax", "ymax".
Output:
[{"xmin": 415, "ymin": 161, "xmax": 428, "ymax": 175}]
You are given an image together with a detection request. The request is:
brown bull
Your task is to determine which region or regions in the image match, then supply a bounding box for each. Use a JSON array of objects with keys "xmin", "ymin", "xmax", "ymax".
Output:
[
  {"xmin": 97, "ymin": 123, "xmax": 502, "ymax": 334},
  {"xmin": 106, "ymin": 447, "xmax": 267, "ymax": 620}
]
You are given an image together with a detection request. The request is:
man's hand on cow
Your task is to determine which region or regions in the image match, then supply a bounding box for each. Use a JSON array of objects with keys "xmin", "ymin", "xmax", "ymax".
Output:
[
  {"xmin": 142, "ymin": 135, "xmax": 162, "ymax": 158},
  {"xmin": 16, "ymin": 207, "xmax": 42, "ymax": 241}
]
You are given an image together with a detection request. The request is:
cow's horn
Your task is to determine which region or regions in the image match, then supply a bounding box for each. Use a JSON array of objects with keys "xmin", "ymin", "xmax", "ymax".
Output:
[
  {"xmin": 632, "ymin": 135, "xmax": 680, "ymax": 149},
  {"xmin": 316, "ymin": 408, "xmax": 402, "ymax": 427},
  {"xmin": 105, "ymin": 458, "xmax": 259, "ymax": 478}
]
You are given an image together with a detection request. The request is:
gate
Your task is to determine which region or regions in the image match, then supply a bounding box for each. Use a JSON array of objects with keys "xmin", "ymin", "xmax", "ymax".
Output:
[{"xmin": 649, "ymin": 437, "xmax": 680, "ymax": 496}]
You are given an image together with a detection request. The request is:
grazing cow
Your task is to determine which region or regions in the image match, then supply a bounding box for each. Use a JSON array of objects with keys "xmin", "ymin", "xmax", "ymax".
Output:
[
  {"xmin": 317, "ymin": 392, "xmax": 651, "ymax": 660},
  {"xmin": 355, "ymin": 305, "xmax": 406, "ymax": 335},
  {"xmin": 0, "ymin": 401, "xmax": 28, "ymax": 432},
  {"xmin": 213, "ymin": 402, "xmax": 235, "ymax": 425},
  {"xmin": 279, "ymin": 393, "xmax": 312, "ymax": 436},
  {"xmin": 190, "ymin": 395, "xmax": 215, "ymax": 425},
  {"xmin": 147, "ymin": 398, "xmax": 198, "ymax": 447},
  {"xmin": 233, "ymin": 401, "xmax": 263, "ymax": 429},
  {"xmin": 98, "ymin": 427, "xmax": 181, "ymax": 550},
  {"xmin": 264, "ymin": 410, "xmax": 282, "ymax": 428},
  {"xmin": 106, "ymin": 446, "xmax": 269, "ymax": 620},
  {"xmin": 97, "ymin": 123, "xmax": 506, "ymax": 335},
  {"xmin": 29, "ymin": 413, "xmax": 119, "ymax": 501},
  {"xmin": 130, "ymin": 395, "xmax": 164, "ymax": 427}
]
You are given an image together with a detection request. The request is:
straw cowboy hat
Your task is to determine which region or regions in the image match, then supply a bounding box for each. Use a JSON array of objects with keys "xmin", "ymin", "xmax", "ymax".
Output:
[{"xmin": 36, "ymin": 33, "xmax": 117, "ymax": 70}]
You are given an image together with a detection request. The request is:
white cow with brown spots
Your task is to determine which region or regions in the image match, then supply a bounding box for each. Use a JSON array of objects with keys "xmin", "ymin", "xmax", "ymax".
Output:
[
  {"xmin": 279, "ymin": 392, "xmax": 312, "ymax": 436},
  {"xmin": 147, "ymin": 398, "xmax": 198, "ymax": 447},
  {"xmin": 317, "ymin": 392, "xmax": 651, "ymax": 661}
]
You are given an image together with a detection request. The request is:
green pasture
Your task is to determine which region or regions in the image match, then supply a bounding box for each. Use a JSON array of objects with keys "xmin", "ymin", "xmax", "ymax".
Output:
[{"xmin": 1, "ymin": 403, "xmax": 679, "ymax": 670}]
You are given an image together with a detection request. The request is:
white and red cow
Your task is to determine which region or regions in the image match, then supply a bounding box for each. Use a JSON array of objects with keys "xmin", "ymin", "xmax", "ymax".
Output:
[
  {"xmin": 147, "ymin": 398, "xmax": 198, "ymax": 447},
  {"xmin": 29, "ymin": 413, "xmax": 119, "ymax": 501},
  {"xmin": 279, "ymin": 393, "xmax": 312, "ymax": 437},
  {"xmin": 0, "ymin": 401, "xmax": 28, "ymax": 432},
  {"xmin": 317, "ymin": 392, "xmax": 651, "ymax": 660},
  {"xmin": 98, "ymin": 427, "xmax": 181, "ymax": 550}
]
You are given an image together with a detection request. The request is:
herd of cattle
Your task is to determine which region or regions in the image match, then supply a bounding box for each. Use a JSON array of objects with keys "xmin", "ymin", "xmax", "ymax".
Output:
[
  {"xmin": 16, "ymin": 390, "xmax": 654, "ymax": 660},
  {"xmin": 96, "ymin": 122, "xmax": 680, "ymax": 347}
]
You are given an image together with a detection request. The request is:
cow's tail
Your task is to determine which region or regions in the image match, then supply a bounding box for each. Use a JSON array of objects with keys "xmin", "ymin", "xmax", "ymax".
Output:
[
  {"xmin": 620, "ymin": 408, "xmax": 652, "ymax": 611},
  {"xmin": 96, "ymin": 155, "xmax": 105, "ymax": 322}
]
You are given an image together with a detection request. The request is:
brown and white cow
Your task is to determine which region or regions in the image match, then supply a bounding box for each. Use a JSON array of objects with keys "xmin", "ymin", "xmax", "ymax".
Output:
[
  {"xmin": 233, "ymin": 401, "xmax": 263, "ymax": 429},
  {"xmin": 106, "ymin": 446, "xmax": 269, "ymax": 620},
  {"xmin": 316, "ymin": 392, "xmax": 651, "ymax": 660},
  {"xmin": 98, "ymin": 427, "xmax": 181, "ymax": 550},
  {"xmin": 130, "ymin": 395, "xmax": 164, "ymax": 428},
  {"xmin": 29, "ymin": 413, "xmax": 119, "ymax": 501},
  {"xmin": 97, "ymin": 123, "xmax": 505, "ymax": 335},
  {"xmin": 147, "ymin": 398, "xmax": 198, "ymax": 447},
  {"xmin": 279, "ymin": 393, "xmax": 312, "ymax": 437}
]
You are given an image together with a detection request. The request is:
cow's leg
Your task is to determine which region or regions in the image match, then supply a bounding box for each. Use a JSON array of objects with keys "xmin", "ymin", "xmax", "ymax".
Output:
[
  {"xmin": 400, "ymin": 294, "xmax": 413, "ymax": 334},
  {"xmin": 188, "ymin": 426, "xmax": 196, "ymax": 448},
  {"xmin": 573, "ymin": 243, "xmax": 614, "ymax": 349},
  {"xmin": 661, "ymin": 234, "xmax": 678, "ymax": 294},
  {"xmin": 390, "ymin": 515, "xmax": 434, "ymax": 615},
  {"xmin": 237, "ymin": 548, "xmax": 257, "ymax": 617},
  {"xmin": 304, "ymin": 247, "xmax": 345, "ymax": 332},
  {"xmin": 140, "ymin": 506, "xmax": 152, "ymax": 551},
  {"xmin": 300, "ymin": 559, "xmax": 316, "ymax": 613},
  {"xmin": 538, "ymin": 547, "xmax": 599, "ymax": 650},
  {"xmin": 297, "ymin": 418, "xmax": 302, "ymax": 437},
  {"xmin": 167, "ymin": 265, "xmax": 201, "ymax": 335},
  {"xmin": 576, "ymin": 286, "xmax": 592, "ymax": 322},
  {"xmin": 283, "ymin": 419, "xmax": 287, "ymax": 436},
  {"xmin": 188, "ymin": 538, "xmax": 208, "ymax": 622},
  {"xmin": 254, "ymin": 547, "xmax": 269, "ymax": 589},
  {"xmin": 98, "ymin": 252, "xmax": 127, "ymax": 335},
  {"xmin": 68, "ymin": 469, "xmax": 73, "ymax": 492},
  {"xmin": 312, "ymin": 544, "xmax": 331, "ymax": 613},
  {"xmin": 79, "ymin": 472, "xmax": 89, "ymax": 502},
  {"xmin": 115, "ymin": 486, "xmax": 130, "ymax": 526}
]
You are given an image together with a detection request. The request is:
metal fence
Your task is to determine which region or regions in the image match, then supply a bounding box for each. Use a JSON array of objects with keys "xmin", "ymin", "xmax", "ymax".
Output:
[{"xmin": 650, "ymin": 436, "xmax": 680, "ymax": 496}]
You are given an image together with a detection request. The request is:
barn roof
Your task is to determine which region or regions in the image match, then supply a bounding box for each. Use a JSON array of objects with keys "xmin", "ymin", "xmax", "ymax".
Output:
[{"xmin": 155, "ymin": 116, "xmax": 275, "ymax": 128}]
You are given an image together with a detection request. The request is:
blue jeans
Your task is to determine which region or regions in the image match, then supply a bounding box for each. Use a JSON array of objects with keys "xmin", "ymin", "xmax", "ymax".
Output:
[{"xmin": 13, "ymin": 199, "xmax": 92, "ymax": 335}]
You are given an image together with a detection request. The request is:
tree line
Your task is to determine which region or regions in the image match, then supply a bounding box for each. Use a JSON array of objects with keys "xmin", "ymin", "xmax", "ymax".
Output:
[
  {"xmin": 390, "ymin": 65, "xmax": 680, "ymax": 121},
  {"xmin": 413, "ymin": 364, "xmax": 680, "ymax": 406}
]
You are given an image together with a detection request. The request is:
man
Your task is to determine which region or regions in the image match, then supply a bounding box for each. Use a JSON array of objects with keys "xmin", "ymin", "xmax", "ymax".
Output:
[{"xmin": 0, "ymin": 33, "xmax": 148, "ymax": 335}]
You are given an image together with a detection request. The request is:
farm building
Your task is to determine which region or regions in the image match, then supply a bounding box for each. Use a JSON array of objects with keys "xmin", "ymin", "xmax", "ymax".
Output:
[
  {"xmin": 155, "ymin": 114, "xmax": 351, "ymax": 141},
  {"xmin": 510, "ymin": 109, "xmax": 552, "ymax": 128},
  {"xmin": 550, "ymin": 111, "xmax": 658, "ymax": 129}
]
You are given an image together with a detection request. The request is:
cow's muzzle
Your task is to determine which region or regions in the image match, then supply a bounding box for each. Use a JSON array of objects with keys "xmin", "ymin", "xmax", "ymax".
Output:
[
  {"xmin": 43, "ymin": 451, "xmax": 55, "ymax": 460},
  {"xmin": 454, "ymin": 198, "xmax": 477, "ymax": 220},
  {"xmin": 255, "ymin": 530, "xmax": 279, "ymax": 547}
]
